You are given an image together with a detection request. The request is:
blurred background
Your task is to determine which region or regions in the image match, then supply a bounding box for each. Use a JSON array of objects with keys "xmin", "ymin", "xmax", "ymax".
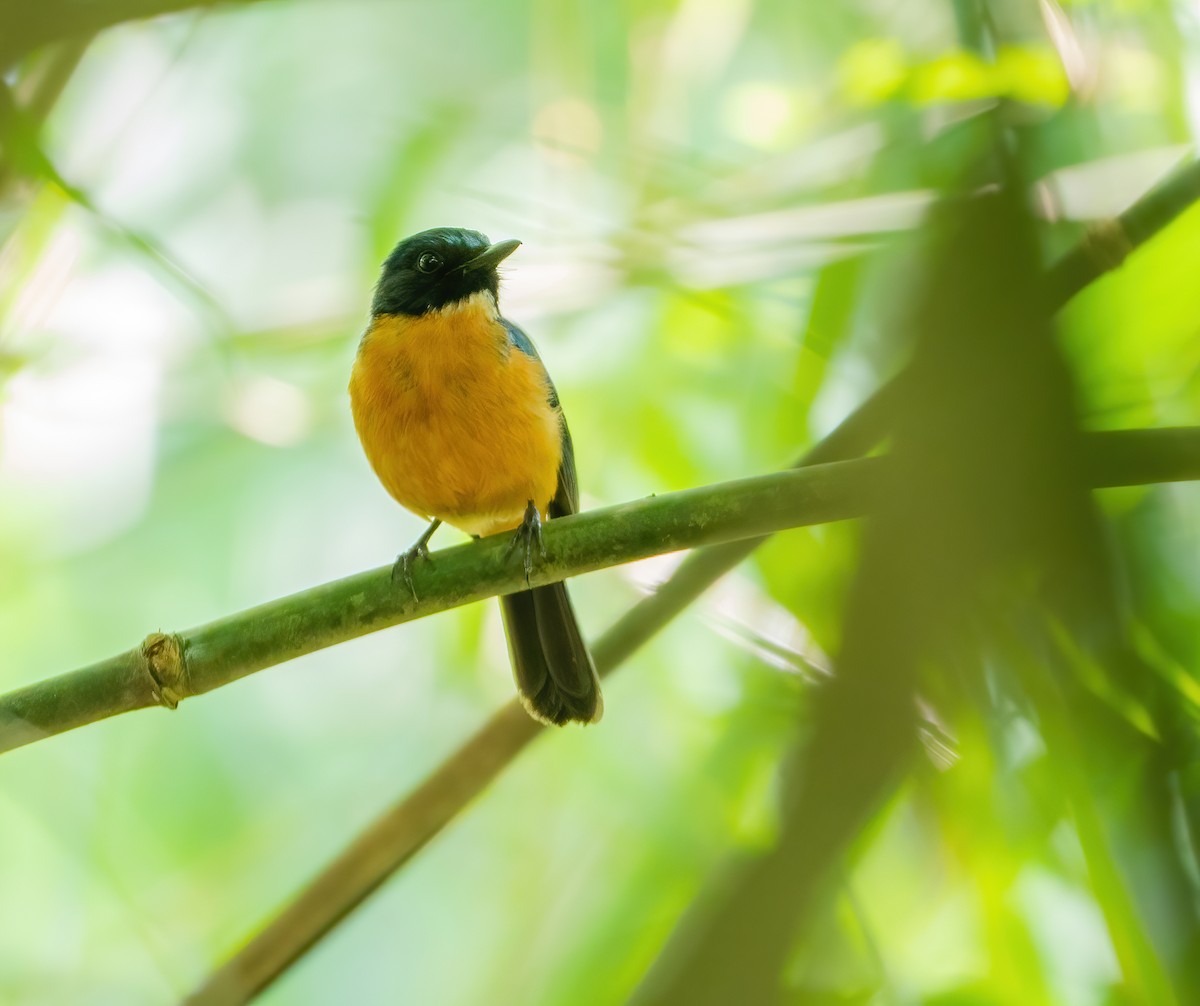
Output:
[{"xmin": 2, "ymin": 1, "xmax": 1199, "ymax": 1003}]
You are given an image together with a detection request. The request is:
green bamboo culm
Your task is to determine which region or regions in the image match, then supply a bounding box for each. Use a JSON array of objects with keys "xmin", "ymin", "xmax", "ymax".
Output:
[{"xmin": 3, "ymin": 428, "xmax": 1199, "ymax": 756}]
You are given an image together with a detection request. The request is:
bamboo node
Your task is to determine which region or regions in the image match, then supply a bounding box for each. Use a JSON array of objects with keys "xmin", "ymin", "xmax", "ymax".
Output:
[
  {"xmin": 1083, "ymin": 218, "xmax": 1134, "ymax": 273},
  {"xmin": 142, "ymin": 632, "xmax": 187, "ymax": 710}
]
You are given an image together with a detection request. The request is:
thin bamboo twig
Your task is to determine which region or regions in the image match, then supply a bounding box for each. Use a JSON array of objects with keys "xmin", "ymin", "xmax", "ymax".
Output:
[
  {"xmin": 0, "ymin": 0, "xmax": 277, "ymax": 70},
  {"xmin": 181, "ymin": 426, "xmax": 1200, "ymax": 1005}
]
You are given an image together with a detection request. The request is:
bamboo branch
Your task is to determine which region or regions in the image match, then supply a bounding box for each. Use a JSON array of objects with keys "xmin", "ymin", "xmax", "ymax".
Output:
[
  {"xmin": 0, "ymin": 458, "xmax": 881, "ymax": 755},
  {"xmin": 3, "ymin": 429, "xmax": 1198, "ymax": 758}
]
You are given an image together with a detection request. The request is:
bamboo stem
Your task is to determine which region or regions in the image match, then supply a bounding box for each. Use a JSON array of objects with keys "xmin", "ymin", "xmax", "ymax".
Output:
[{"xmin": 0, "ymin": 458, "xmax": 880, "ymax": 754}]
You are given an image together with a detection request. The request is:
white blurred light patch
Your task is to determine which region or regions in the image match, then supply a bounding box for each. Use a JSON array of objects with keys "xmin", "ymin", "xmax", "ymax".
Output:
[
  {"xmin": 532, "ymin": 98, "xmax": 604, "ymax": 161},
  {"xmin": 59, "ymin": 26, "xmax": 242, "ymax": 225},
  {"xmin": 258, "ymin": 199, "xmax": 360, "ymax": 328},
  {"xmin": 644, "ymin": 0, "xmax": 754, "ymax": 143},
  {"xmin": 46, "ymin": 262, "xmax": 199, "ymax": 356},
  {"xmin": 721, "ymin": 82, "xmax": 808, "ymax": 150},
  {"xmin": 502, "ymin": 243, "xmax": 621, "ymax": 320},
  {"xmin": 681, "ymin": 190, "xmax": 934, "ymax": 248},
  {"xmin": 1039, "ymin": 0, "xmax": 1093, "ymax": 96},
  {"xmin": 1037, "ymin": 146, "xmax": 1190, "ymax": 222},
  {"xmin": 1, "ymin": 259, "xmax": 193, "ymax": 552},
  {"xmin": 670, "ymin": 239, "xmax": 870, "ymax": 288},
  {"xmin": 661, "ymin": 0, "xmax": 754, "ymax": 91},
  {"xmin": 721, "ymin": 124, "xmax": 885, "ymax": 199},
  {"xmin": 670, "ymin": 190, "xmax": 931, "ymax": 287},
  {"xmin": 1, "ymin": 357, "xmax": 159, "ymax": 552},
  {"xmin": 0, "ymin": 209, "xmax": 81, "ymax": 343},
  {"xmin": 222, "ymin": 375, "xmax": 313, "ymax": 447},
  {"xmin": 56, "ymin": 27, "xmax": 180, "ymax": 178},
  {"xmin": 622, "ymin": 550, "xmax": 831, "ymax": 681}
]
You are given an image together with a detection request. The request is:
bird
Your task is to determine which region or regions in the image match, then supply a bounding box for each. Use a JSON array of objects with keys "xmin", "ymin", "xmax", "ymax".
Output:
[{"xmin": 348, "ymin": 227, "xmax": 603, "ymax": 725}]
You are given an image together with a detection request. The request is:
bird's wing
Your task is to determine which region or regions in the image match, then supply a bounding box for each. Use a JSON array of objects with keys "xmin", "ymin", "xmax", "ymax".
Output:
[{"xmin": 503, "ymin": 318, "xmax": 579, "ymax": 516}]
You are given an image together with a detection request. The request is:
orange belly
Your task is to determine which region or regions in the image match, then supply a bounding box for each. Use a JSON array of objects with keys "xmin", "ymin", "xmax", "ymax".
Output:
[{"xmin": 349, "ymin": 293, "xmax": 563, "ymax": 537}]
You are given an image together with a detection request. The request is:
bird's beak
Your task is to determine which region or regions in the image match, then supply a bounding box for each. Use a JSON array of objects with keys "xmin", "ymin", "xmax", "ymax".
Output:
[{"xmin": 463, "ymin": 239, "xmax": 522, "ymax": 272}]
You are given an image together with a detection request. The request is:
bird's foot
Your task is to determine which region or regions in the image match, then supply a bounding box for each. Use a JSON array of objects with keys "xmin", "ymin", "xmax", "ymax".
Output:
[
  {"xmin": 505, "ymin": 501, "xmax": 546, "ymax": 587},
  {"xmin": 391, "ymin": 519, "xmax": 442, "ymax": 601}
]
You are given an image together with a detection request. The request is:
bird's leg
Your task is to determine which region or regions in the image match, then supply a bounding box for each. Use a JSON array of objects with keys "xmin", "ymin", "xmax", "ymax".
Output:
[
  {"xmin": 391, "ymin": 518, "xmax": 442, "ymax": 601},
  {"xmin": 505, "ymin": 500, "xmax": 546, "ymax": 587}
]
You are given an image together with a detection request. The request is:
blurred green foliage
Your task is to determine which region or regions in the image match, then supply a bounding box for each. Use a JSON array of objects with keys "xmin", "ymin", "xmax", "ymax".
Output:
[{"xmin": 1, "ymin": 1, "xmax": 1198, "ymax": 1004}]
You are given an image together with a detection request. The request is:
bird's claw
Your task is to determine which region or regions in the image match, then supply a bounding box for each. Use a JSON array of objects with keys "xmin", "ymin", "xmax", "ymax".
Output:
[
  {"xmin": 391, "ymin": 541, "xmax": 434, "ymax": 601},
  {"xmin": 391, "ymin": 519, "xmax": 442, "ymax": 601},
  {"xmin": 506, "ymin": 501, "xmax": 546, "ymax": 587}
]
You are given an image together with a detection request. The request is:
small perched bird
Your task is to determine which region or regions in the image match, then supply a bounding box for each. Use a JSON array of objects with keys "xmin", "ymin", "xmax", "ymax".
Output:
[{"xmin": 349, "ymin": 227, "xmax": 602, "ymax": 725}]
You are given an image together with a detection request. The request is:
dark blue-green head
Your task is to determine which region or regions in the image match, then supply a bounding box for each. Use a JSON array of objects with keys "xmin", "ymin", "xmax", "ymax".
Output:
[{"xmin": 372, "ymin": 227, "xmax": 521, "ymax": 316}]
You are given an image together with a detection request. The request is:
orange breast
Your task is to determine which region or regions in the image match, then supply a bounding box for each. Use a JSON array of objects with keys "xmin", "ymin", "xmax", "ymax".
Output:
[{"xmin": 349, "ymin": 292, "xmax": 563, "ymax": 537}]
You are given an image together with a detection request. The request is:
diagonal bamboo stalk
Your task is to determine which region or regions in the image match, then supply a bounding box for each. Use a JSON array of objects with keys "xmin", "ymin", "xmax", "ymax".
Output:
[
  {"xmin": 182, "ymin": 426, "xmax": 1200, "ymax": 1005},
  {"xmin": 588, "ymin": 152, "xmax": 1200, "ymax": 688}
]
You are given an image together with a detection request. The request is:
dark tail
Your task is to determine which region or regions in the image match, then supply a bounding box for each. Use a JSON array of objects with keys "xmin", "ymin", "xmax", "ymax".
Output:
[{"xmin": 500, "ymin": 583, "xmax": 603, "ymax": 725}]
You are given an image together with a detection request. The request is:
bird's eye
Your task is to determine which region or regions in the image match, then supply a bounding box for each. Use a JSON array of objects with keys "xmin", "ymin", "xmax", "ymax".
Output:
[{"xmin": 417, "ymin": 252, "xmax": 443, "ymax": 273}]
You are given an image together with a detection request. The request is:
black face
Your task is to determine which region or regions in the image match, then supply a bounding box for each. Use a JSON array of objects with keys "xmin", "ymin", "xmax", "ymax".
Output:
[{"xmin": 371, "ymin": 227, "xmax": 521, "ymax": 316}]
